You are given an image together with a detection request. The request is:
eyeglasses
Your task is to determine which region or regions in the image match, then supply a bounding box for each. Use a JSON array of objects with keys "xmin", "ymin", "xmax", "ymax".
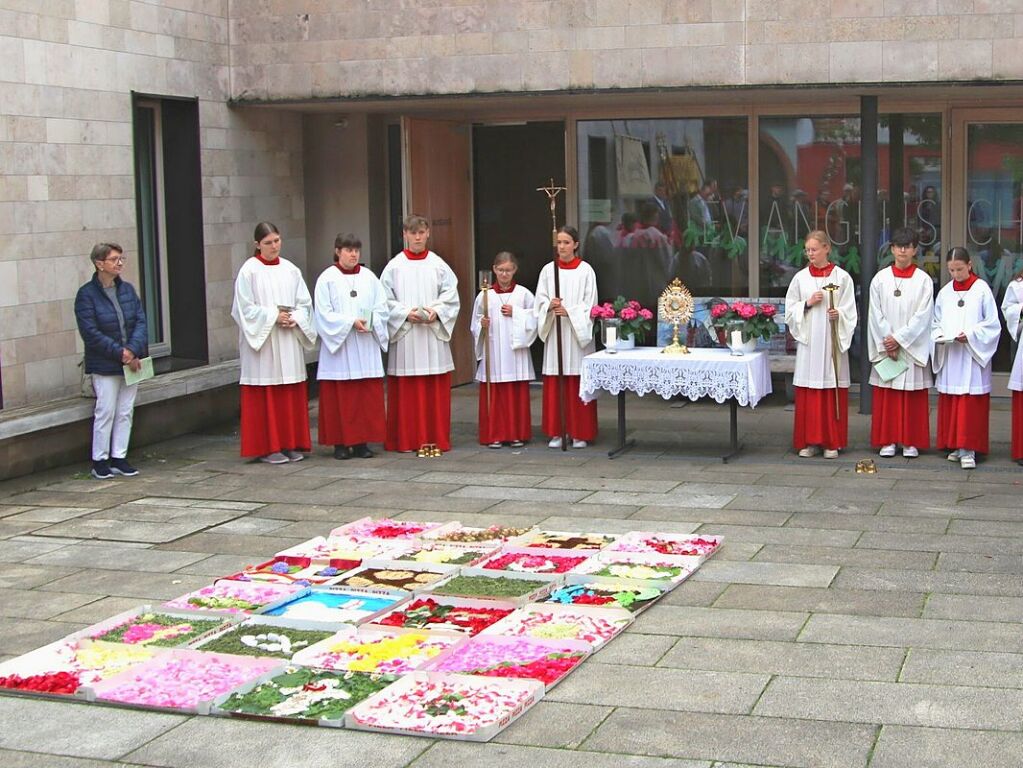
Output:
[{"xmin": 105, "ymin": 256, "xmax": 126, "ymax": 264}]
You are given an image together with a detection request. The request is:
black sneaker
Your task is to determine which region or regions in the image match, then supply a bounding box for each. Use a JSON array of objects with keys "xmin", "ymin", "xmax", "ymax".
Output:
[
  {"xmin": 91, "ymin": 460, "xmax": 113, "ymax": 480},
  {"xmin": 333, "ymin": 445, "xmax": 352, "ymax": 460},
  {"xmin": 109, "ymin": 458, "xmax": 139, "ymax": 477},
  {"xmin": 352, "ymin": 444, "xmax": 375, "ymax": 459}
]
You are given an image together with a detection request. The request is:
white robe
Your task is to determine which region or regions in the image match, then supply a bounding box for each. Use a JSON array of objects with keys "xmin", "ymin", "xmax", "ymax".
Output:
[
  {"xmin": 470, "ymin": 284, "xmax": 537, "ymax": 383},
  {"xmin": 380, "ymin": 251, "xmax": 460, "ymax": 376},
  {"xmin": 1001, "ymin": 279, "xmax": 1023, "ymax": 392},
  {"xmin": 931, "ymin": 278, "xmax": 1000, "ymax": 395},
  {"xmin": 535, "ymin": 260, "xmax": 598, "ymax": 376},
  {"xmin": 867, "ymin": 266, "xmax": 934, "ymax": 390},
  {"xmin": 314, "ymin": 265, "xmax": 389, "ymax": 381},
  {"xmin": 231, "ymin": 256, "xmax": 316, "ymax": 386},
  {"xmin": 784, "ymin": 265, "xmax": 857, "ymax": 389}
]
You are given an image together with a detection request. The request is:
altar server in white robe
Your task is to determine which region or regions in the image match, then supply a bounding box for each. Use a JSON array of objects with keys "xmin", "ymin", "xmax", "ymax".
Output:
[
  {"xmin": 232, "ymin": 222, "xmax": 317, "ymax": 464},
  {"xmin": 932, "ymin": 247, "xmax": 1000, "ymax": 470},
  {"xmin": 536, "ymin": 225, "xmax": 599, "ymax": 449},
  {"xmin": 471, "ymin": 251, "xmax": 538, "ymax": 448},
  {"xmin": 785, "ymin": 230, "xmax": 857, "ymax": 459},
  {"xmin": 867, "ymin": 226, "xmax": 934, "ymax": 458},
  {"xmin": 380, "ymin": 214, "xmax": 460, "ymax": 453},
  {"xmin": 314, "ymin": 233, "xmax": 389, "ymax": 460},
  {"xmin": 1002, "ymin": 270, "xmax": 1023, "ymax": 465}
]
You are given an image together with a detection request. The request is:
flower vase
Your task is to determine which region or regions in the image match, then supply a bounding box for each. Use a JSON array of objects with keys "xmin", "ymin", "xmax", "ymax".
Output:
[{"xmin": 617, "ymin": 333, "xmax": 636, "ymax": 350}]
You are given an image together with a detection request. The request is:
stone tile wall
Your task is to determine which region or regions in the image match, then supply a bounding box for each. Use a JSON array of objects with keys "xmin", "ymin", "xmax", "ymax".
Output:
[{"xmin": 0, "ymin": 0, "xmax": 305, "ymax": 408}]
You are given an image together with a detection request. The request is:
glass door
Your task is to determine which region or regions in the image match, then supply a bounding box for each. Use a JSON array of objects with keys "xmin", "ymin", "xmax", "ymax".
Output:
[{"xmin": 951, "ymin": 109, "xmax": 1023, "ymax": 385}]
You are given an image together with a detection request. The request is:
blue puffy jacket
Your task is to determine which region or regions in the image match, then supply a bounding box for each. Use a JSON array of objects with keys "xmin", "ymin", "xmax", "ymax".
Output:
[{"xmin": 74, "ymin": 274, "xmax": 148, "ymax": 376}]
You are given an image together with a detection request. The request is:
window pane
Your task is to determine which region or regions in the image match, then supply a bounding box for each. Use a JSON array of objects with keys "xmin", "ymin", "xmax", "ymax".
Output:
[
  {"xmin": 758, "ymin": 114, "xmax": 942, "ymax": 297},
  {"xmin": 577, "ymin": 117, "xmax": 749, "ymax": 311},
  {"xmin": 133, "ymin": 104, "xmax": 163, "ymax": 346}
]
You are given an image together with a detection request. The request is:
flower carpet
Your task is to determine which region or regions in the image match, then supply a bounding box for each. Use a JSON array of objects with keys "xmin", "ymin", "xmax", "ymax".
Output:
[{"xmin": 0, "ymin": 518, "xmax": 720, "ymax": 740}]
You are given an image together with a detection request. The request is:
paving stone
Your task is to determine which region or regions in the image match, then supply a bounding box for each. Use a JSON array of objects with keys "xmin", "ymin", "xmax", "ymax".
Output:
[
  {"xmin": 36, "ymin": 569, "xmax": 215, "ymax": 601},
  {"xmin": 538, "ymin": 516, "xmax": 699, "ymax": 534},
  {"xmin": 713, "ymin": 584, "xmax": 925, "ymax": 618},
  {"xmin": 493, "ymin": 701, "xmax": 614, "ymax": 749},
  {"xmin": 53, "ymin": 595, "xmax": 152, "ymax": 624},
  {"xmin": 414, "ymin": 742, "xmax": 711, "ymax": 768},
  {"xmin": 921, "ymin": 593, "xmax": 1023, "ymax": 623},
  {"xmin": 582, "ymin": 707, "xmax": 878, "ymax": 768},
  {"xmin": 799, "ymin": 614, "xmax": 1023, "ymax": 653},
  {"xmin": 417, "ymin": 471, "xmax": 549, "ymax": 487},
  {"xmin": 0, "ymin": 562, "xmax": 80, "ymax": 589},
  {"xmin": 84, "ymin": 505, "xmax": 243, "ymax": 526},
  {"xmin": 156, "ymin": 533, "xmax": 304, "ymax": 557},
  {"xmin": 483, "ymin": 500, "xmax": 643, "ymax": 518},
  {"xmin": 0, "ymin": 588, "xmax": 102, "ymax": 620},
  {"xmin": 296, "ymin": 464, "xmax": 430, "ymax": 481},
  {"xmin": 634, "ymin": 605, "xmax": 808, "ymax": 641},
  {"xmin": 726, "ymin": 496, "xmax": 880, "ymax": 514},
  {"xmin": 582, "ymin": 491, "xmax": 734, "ymax": 508},
  {"xmin": 784, "ymin": 511, "xmax": 950, "ymax": 534},
  {"xmin": 448, "ymin": 485, "xmax": 592, "ymax": 503},
  {"xmin": 32, "ymin": 518, "xmax": 217, "ymax": 544},
  {"xmin": 0, "ymin": 748, "xmax": 149, "ymax": 767},
  {"xmin": 398, "ymin": 510, "xmax": 546, "ymax": 529},
  {"xmin": 251, "ymin": 503, "xmax": 379, "ymax": 521},
  {"xmin": 124, "ymin": 713, "xmax": 429, "ymax": 768},
  {"xmin": 856, "ymin": 531, "xmax": 1023, "ymax": 555},
  {"xmin": 833, "ymin": 567, "xmax": 1023, "ymax": 597},
  {"xmin": 947, "ymin": 518, "xmax": 1023, "ymax": 538},
  {"xmin": 693, "ymin": 524, "xmax": 861, "ymax": 548},
  {"xmin": 870, "ymin": 724, "xmax": 1023, "ymax": 768},
  {"xmin": 754, "ymin": 676, "xmax": 1023, "ymax": 730},
  {"xmin": 659, "ymin": 637, "xmax": 905, "ymax": 681},
  {"xmin": 632, "ymin": 507, "xmax": 792, "ymax": 526},
  {"xmin": 936, "ymin": 552, "xmax": 1023, "ymax": 573},
  {"xmin": 537, "ymin": 476, "xmax": 682, "ymax": 493},
  {"xmin": 879, "ymin": 501, "xmax": 1022, "ymax": 521},
  {"xmin": 0, "ymin": 506, "xmax": 34, "ymax": 518},
  {"xmin": 592, "ymin": 632, "xmax": 678, "ymax": 665},
  {"xmin": 900, "ymin": 648, "xmax": 1023, "ymax": 689},
  {"xmin": 205, "ymin": 517, "xmax": 293, "ymax": 535},
  {"xmin": 0, "ymin": 520, "xmax": 48, "ymax": 538},
  {"xmin": 753, "ymin": 544, "xmax": 938, "ymax": 571},
  {"xmin": 0, "ymin": 539, "xmax": 71, "ymax": 563},
  {"xmin": 547, "ymin": 662, "xmax": 768, "ymax": 714},
  {"xmin": 344, "ymin": 492, "xmax": 500, "ymax": 513},
  {"xmin": 0, "ymin": 697, "xmax": 185, "ymax": 760},
  {"xmin": 24, "ymin": 544, "xmax": 210, "ymax": 573},
  {"xmin": 680, "ymin": 482, "xmax": 817, "ymax": 500},
  {"xmin": 214, "ymin": 487, "xmax": 373, "ymax": 505},
  {"xmin": 0, "ymin": 618, "xmax": 86, "ymax": 655},
  {"xmin": 656, "ymin": 580, "xmax": 730, "ymax": 607},
  {"xmin": 1, "ymin": 507, "xmax": 100, "ymax": 523},
  {"xmin": 692, "ymin": 560, "xmax": 838, "ymax": 588}
]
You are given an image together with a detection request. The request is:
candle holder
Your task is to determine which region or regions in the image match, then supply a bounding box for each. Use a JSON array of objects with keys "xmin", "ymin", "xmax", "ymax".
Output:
[{"xmin": 601, "ymin": 318, "xmax": 621, "ymax": 354}]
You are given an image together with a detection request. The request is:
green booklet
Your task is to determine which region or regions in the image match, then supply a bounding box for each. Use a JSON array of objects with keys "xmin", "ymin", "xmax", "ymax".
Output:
[
  {"xmin": 123, "ymin": 356, "xmax": 155, "ymax": 386},
  {"xmin": 873, "ymin": 355, "xmax": 908, "ymax": 382}
]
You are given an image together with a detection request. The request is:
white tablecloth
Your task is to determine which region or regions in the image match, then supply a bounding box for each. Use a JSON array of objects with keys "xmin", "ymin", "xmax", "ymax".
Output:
[{"xmin": 579, "ymin": 347, "xmax": 772, "ymax": 407}]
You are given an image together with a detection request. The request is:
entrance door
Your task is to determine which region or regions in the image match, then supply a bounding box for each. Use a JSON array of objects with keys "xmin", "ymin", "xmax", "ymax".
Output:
[
  {"xmin": 403, "ymin": 118, "xmax": 475, "ymax": 385},
  {"xmin": 950, "ymin": 109, "xmax": 1023, "ymax": 388}
]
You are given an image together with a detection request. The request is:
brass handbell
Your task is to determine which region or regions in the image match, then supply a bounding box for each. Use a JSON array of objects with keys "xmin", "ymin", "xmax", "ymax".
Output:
[
  {"xmin": 417, "ymin": 444, "xmax": 440, "ymax": 458},
  {"xmin": 855, "ymin": 459, "xmax": 877, "ymax": 474}
]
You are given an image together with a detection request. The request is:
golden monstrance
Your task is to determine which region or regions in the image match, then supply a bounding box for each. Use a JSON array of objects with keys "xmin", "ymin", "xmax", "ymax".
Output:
[{"xmin": 658, "ymin": 278, "xmax": 694, "ymax": 355}]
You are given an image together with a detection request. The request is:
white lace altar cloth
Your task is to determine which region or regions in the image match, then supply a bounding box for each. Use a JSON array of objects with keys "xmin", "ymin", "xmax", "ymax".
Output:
[{"xmin": 579, "ymin": 348, "xmax": 772, "ymax": 407}]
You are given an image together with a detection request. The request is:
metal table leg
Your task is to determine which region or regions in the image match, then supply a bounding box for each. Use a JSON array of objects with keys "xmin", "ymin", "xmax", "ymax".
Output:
[
  {"xmin": 607, "ymin": 390, "xmax": 637, "ymax": 459},
  {"xmin": 721, "ymin": 398, "xmax": 743, "ymax": 463}
]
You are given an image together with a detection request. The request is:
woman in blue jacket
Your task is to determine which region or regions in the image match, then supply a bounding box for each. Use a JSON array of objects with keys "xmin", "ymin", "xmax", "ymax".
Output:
[{"xmin": 74, "ymin": 243, "xmax": 148, "ymax": 479}]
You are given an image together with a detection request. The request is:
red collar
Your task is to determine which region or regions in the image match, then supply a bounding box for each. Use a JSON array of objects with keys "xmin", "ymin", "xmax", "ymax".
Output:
[
  {"xmin": 953, "ymin": 272, "xmax": 979, "ymax": 292},
  {"xmin": 556, "ymin": 257, "xmax": 582, "ymax": 270},
  {"xmin": 254, "ymin": 254, "xmax": 280, "ymax": 266},
  {"xmin": 404, "ymin": 248, "xmax": 428, "ymax": 261},
  {"xmin": 891, "ymin": 264, "xmax": 916, "ymax": 278},
  {"xmin": 808, "ymin": 262, "xmax": 834, "ymax": 277},
  {"xmin": 336, "ymin": 264, "xmax": 361, "ymax": 275},
  {"xmin": 493, "ymin": 282, "xmax": 515, "ymax": 294}
]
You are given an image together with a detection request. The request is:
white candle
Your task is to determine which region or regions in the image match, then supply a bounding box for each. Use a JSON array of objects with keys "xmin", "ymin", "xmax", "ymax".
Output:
[
  {"xmin": 605, "ymin": 326, "xmax": 617, "ymax": 350},
  {"xmin": 730, "ymin": 330, "xmax": 743, "ymax": 348}
]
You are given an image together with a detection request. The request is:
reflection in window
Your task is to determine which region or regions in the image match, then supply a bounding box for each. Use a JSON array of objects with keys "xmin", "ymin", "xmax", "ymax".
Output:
[
  {"xmin": 758, "ymin": 115, "xmax": 942, "ymax": 297},
  {"xmin": 577, "ymin": 118, "xmax": 749, "ymax": 310}
]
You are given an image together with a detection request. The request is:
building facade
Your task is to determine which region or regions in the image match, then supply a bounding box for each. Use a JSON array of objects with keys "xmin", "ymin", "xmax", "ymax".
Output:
[{"xmin": 3, "ymin": 1, "xmax": 1023, "ymax": 416}]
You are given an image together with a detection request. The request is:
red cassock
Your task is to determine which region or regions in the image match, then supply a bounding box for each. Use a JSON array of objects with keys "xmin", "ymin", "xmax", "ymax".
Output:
[
  {"xmin": 542, "ymin": 375, "xmax": 598, "ymax": 441},
  {"xmin": 478, "ymin": 381, "xmax": 532, "ymax": 445},
  {"xmin": 870, "ymin": 386, "xmax": 931, "ymax": 449},
  {"xmin": 317, "ymin": 378, "xmax": 385, "ymax": 446},
  {"xmin": 239, "ymin": 382, "xmax": 311, "ymax": 457},
  {"xmin": 936, "ymin": 393, "xmax": 990, "ymax": 453},
  {"xmin": 1013, "ymin": 391, "xmax": 1023, "ymax": 461},
  {"xmin": 792, "ymin": 386, "xmax": 848, "ymax": 450},
  {"xmin": 385, "ymin": 373, "xmax": 452, "ymax": 452}
]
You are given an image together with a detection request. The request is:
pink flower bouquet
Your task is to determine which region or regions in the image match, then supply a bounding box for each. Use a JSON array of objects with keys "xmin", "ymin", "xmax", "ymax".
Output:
[
  {"xmin": 708, "ymin": 300, "xmax": 780, "ymax": 343},
  {"xmin": 590, "ymin": 295, "xmax": 655, "ymax": 342}
]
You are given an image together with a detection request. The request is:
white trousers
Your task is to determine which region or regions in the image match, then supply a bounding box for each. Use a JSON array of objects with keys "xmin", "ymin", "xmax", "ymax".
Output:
[{"xmin": 91, "ymin": 374, "xmax": 138, "ymax": 461}]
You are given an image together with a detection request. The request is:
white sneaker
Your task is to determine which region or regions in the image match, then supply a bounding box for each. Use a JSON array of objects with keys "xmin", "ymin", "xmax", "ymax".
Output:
[
  {"xmin": 487, "ymin": 442, "xmax": 502, "ymax": 449},
  {"xmin": 902, "ymin": 446, "xmax": 919, "ymax": 458},
  {"xmin": 260, "ymin": 452, "xmax": 289, "ymax": 464},
  {"xmin": 823, "ymin": 449, "xmax": 839, "ymax": 459},
  {"xmin": 797, "ymin": 446, "xmax": 819, "ymax": 458},
  {"xmin": 548, "ymin": 436, "xmax": 563, "ymax": 449},
  {"xmin": 960, "ymin": 451, "xmax": 976, "ymax": 469},
  {"xmin": 879, "ymin": 444, "xmax": 897, "ymax": 458},
  {"xmin": 571, "ymin": 439, "xmax": 588, "ymax": 449},
  {"xmin": 509, "ymin": 440, "xmax": 525, "ymax": 448},
  {"xmin": 947, "ymin": 449, "xmax": 962, "ymax": 461}
]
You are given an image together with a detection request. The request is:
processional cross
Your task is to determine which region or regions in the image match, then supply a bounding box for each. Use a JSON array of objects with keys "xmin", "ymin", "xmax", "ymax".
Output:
[{"xmin": 536, "ymin": 177, "xmax": 568, "ymax": 450}]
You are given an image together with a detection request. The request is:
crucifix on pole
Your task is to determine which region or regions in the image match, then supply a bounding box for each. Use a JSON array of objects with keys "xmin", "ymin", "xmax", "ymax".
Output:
[{"xmin": 537, "ymin": 177, "xmax": 568, "ymax": 451}]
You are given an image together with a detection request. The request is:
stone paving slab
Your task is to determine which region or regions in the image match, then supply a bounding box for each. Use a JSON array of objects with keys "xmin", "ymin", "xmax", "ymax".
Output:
[
  {"xmin": 752, "ymin": 544, "xmax": 939, "ymax": 571},
  {"xmin": 1, "ymin": 506, "xmax": 100, "ymax": 523},
  {"xmin": 947, "ymin": 518, "xmax": 1023, "ymax": 537},
  {"xmin": 869, "ymin": 725, "xmax": 1023, "ymax": 768},
  {"xmin": 0, "ymin": 562, "xmax": 80, "ymax": 589},
  {"xmin": 921, "ymin": 593, "xmax": 1023, "ymax": 622},
  {"xmin": 899, "ymin": 648, "xmax": 1023, "ymax": 689},
  {"xmin": 783, "ymin": 511, "xmax": 950, "ymax": 534},
  {"xmin": 658, "ymin": 636, "xmax": 906, "ymax": 681},
  {"xmin": 832, "ymin": 567, "xmax": 1023, "ymax": 597},
  {"xmin": 0, "ymin": 749, "xmax": 149, "ymax": 768},
  {"xmin": 636, "ymin": 605, "xmax": 808, "ymax": 641},
  {"xmin": 30, "ymin": 517, "xmax": 219, "ymax": 544},
  {"xmin": 0, "ymin": 587, "xmax": 103, "ymax": 620},
  {"xmin": 34, "ymin": 569, "xmax": 214, "ymax": 601},
  {"xmin": 492, "ymin": 701, "xmax": 614, "ymax": 749},
  {"xmin": 856, "ymin": 531, "xmax": 1023, "ymax": 555},
  {"xmin": 631, "ymin": 506, "xmax": 792, "ymax": 527},
  {"xmin": 799, "ymin": 614, "xmax": 1023, "ymax": 653},
  {"xmin": 936, "ymin": 552, "xmax": 1023, "ymax": 573},
  {"xmin": 24, "ymin": 544, "xmax": 211, "ymax": 572},
  {"xmin": 0, "ymin": 618, "xmax": 88, "ymax": 656},
  {"xmin": 691, "ymin": 559, "xmax": 838, "ymax": 587},
  {"xmin": 581, "ymin": 708, "xmax": 878, "ymax": 768},
  {"xmin": 712, "ymin": 584, "xmax": 926, "ymax": 618},
  {"xmin": 414, "ymin": 742, "xmax": 711, "ymax": 768}
]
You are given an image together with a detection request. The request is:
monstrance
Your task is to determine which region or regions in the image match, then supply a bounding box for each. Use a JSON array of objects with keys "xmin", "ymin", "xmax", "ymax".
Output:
[{"xmin": 658, "ymin": 278, "xmax": 694, "ymax": 355}]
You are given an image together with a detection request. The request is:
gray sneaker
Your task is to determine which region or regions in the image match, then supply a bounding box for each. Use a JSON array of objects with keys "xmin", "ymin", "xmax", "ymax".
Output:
[
  {"xmin": 260, "ymin": 452, "xmax": 289, "ymax": 464},
  {"xmin": 283, "ymin": 450, "xmax": 305, "ymax": 462}
]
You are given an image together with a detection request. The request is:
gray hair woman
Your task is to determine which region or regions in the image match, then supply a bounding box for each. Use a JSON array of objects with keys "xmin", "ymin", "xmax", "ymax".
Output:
[{"xmin": 74, "ymin": 243, "xmax": 148, "ymax": 479}]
